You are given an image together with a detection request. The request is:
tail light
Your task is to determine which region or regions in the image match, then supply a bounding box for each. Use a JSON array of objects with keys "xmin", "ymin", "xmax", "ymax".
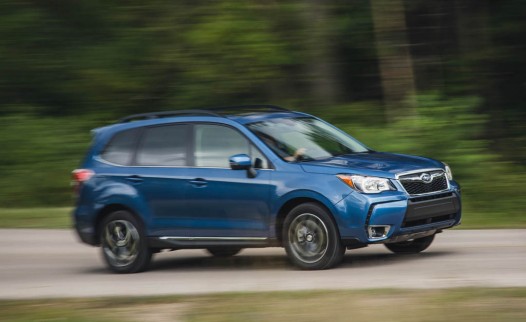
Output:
[{"xmin": 72, "ymin": 169, "xmax": 94, "ymax": 194}]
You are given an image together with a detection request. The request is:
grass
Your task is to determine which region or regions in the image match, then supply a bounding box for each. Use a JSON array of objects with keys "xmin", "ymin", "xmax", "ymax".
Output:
[
  {"xmin": 0, "ymin": 207, "xmax": 72, "ymax": 229},
  {"xmin": 0, "ymin": 288, "xmax": 525, "ymax": 322},
  {"xmin": 0, "ymin": 207, "xmax": 525, "ymax": 229}
]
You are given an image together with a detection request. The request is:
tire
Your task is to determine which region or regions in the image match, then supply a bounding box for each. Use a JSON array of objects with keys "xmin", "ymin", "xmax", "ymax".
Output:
[
  {"xmin": 283, "ymin": 203, "xmax": 345, "ymax": 270},
  {"xmin": 206, "ymin": 247, "xmax": 242, "ymax": 257},
  {"xmin": 100, "ymin": 210, "xmax": 152, "ymax": 273},
  {"xmin": 384, "ymin": 234, "xmax": 435, "ymax": 254}
]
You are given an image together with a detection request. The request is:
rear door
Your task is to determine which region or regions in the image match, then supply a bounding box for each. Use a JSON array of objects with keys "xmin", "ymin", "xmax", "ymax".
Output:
[{"xmin": 130, "ymin": 124, "xmax": 191, "ymax": 235}]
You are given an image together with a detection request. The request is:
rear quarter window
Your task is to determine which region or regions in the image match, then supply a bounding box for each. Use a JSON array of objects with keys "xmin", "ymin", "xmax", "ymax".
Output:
[{"xmin": 100, "ymin": 129, "xmax": 140, "ymax": 165}]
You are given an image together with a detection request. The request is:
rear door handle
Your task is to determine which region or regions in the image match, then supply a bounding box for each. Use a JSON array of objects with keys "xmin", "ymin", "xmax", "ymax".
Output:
[
  {"xmin": 125, "ymin": 175, "xmax": 143, "ymax": 184},
  {"xmin": 189, "ymin": 178, "xmax": 207, "ymax": 187}
]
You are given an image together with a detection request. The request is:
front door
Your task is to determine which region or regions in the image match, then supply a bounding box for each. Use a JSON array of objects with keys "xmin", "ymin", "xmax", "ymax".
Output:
[{"xmin": 181, "ymin": 123, "xmax": 272, "ymax": 238}]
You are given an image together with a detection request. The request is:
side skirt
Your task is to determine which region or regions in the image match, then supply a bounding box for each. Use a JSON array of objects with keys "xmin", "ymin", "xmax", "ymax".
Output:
[{"xmin": 148, "ymin": 236, "xmax": 279, "ymax": 249}]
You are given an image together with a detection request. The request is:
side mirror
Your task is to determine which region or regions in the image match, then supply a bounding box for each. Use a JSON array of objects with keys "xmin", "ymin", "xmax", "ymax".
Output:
[
  {"xmin": 229, "ymin": 154, "xmax": 256, "ymax": 178},
  {"xmin": 229, "ymin": 154, "xmax": 252, "ymax": 170}
]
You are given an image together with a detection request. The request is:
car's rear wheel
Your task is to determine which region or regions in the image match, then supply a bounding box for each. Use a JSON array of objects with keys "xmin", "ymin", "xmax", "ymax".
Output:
[
  {"xmin": 384, "ymin": 234, "xmax": 435, "ymax": 254},
  {"xmin": 283, "ymin": 203, "xmax": 344, "ymax": 270},
  {"xmin": 206, "ymin": 247, "xmax": 242, "ymax": 257},
  {"xmin": 100, "ymin": 210, "xmax": 152, "ymax": 273}
]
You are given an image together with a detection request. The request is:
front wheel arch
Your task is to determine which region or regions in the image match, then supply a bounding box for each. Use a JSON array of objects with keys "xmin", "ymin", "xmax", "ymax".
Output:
[
  {"xmin": 275, "ymin": 197, "xmax": 341, "ymax": 246},
  {"xmin": 282, "ymin": 202, "xmax": 345, "ymax": 270}
]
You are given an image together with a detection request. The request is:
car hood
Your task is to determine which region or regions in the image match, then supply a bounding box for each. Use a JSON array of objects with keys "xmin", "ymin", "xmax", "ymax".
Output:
[{"xmin": 300, "ymin": 152, "xmax": 444, "ymax": 178}]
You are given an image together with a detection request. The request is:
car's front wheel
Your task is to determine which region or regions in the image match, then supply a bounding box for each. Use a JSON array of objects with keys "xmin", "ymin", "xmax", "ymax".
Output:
[
  {"xmin": 384, "ymin": 234, "xmax": 435, "ymax": 254},
  {"xmin": 283, "ymin": 203, "xmax": 345, "ymax": 270},
  {"xmin": 100, "ymin": 210, "xmax": 152, "ymax": 273}
]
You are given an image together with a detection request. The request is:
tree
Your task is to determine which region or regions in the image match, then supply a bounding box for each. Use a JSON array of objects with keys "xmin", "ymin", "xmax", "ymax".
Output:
[{"xmin": 370, "ymin": 0, "xmax": 417, "ymax": 122}]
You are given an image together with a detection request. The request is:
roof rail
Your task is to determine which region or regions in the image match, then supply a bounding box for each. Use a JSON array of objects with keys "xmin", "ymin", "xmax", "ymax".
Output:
[
  {"xmin": 117, "ymin": 110, "xmax": 221, "ymax": 123},
  {"xmin": 208, "ymin": 104, "xmax": 289, "ymax": 113},
  {"xmin": 116, "ymin": 105, "xmax": 290, "ymax": 123}
]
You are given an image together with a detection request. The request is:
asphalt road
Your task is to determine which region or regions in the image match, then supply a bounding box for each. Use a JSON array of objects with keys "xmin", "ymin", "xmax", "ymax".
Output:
[{"xmin": 1, "ymin": 229, "xmax": 525, "ymax": 299}]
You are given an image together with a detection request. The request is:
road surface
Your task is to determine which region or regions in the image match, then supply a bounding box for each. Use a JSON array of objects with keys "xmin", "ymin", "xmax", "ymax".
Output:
[{"xmin": 0, "ymin": 229, "xmax": 525, "ymax": 299}]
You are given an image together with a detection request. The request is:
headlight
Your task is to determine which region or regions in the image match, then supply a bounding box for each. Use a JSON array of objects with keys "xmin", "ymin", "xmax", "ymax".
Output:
[
  {"xmin": 443, "ymin": 163, "xmax": 453, "ymax": 180},
  {"xmin": 337, "ymin": 174, "xmax": 395, "ymax": 194}
]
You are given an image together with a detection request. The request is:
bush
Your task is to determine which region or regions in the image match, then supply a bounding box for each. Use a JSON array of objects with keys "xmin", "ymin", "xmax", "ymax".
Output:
[{"xmin": 0, "ymin": 112, "xmax": 98, "ymax": 207}]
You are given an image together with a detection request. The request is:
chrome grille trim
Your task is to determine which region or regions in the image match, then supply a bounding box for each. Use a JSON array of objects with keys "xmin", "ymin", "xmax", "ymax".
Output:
[
  {"xmin": 395, "ymin": 168, "xmax": 445, "ymax": 179},
  {"xmin": 396, "ymin": 168, "xmax": 450, "ymax": 196}
]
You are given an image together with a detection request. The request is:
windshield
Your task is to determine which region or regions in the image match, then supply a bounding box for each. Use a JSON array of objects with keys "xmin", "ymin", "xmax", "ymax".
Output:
[{"xmin": 247, "ymin": 117, "xmax": 370, "ymax": 162}]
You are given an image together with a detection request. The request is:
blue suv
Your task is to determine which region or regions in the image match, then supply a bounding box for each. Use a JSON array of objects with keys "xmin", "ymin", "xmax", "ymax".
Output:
[{"xmin": 73, "ymin": 105, "xmax": 461, "ymax": 273}]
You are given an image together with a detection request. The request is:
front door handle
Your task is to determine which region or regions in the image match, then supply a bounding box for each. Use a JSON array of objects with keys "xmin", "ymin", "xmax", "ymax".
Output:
[{"xmin": 189, "ymin": 178, "xmax": 208, "ymax": 187}]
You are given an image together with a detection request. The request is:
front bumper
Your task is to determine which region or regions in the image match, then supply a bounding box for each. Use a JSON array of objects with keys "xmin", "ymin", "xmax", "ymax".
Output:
[{"xmin": 336, "ymin": 181, "xmax": 462, "ymax": 244}]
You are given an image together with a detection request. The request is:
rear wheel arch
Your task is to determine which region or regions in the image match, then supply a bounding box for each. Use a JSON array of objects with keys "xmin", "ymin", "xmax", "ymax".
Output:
[
  {"xmin": 99, "ymin": 209, "xmax": 152, "ymax": 273},
  {"xmin": 95, "ymin": 204, "xmax": 145, "ymax": 243}
]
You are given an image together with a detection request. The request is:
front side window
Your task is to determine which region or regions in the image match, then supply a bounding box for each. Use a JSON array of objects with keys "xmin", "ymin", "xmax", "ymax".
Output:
[
  {"xmin": 100, "ymin": 129, "xmax": 139, "ymax": 165},
  {"xmin": 136, "ymin": 125, "xmax": 188, "ymax": 166},
  {"xmin": 247, "ymin": 117, "xmax": 369, "ymax": 162},
  {"xmin": 194, "ymin": 124, "xmax": 268, "ymax": 168}
]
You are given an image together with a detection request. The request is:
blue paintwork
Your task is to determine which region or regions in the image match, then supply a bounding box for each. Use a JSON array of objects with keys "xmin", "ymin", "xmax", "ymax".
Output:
[
  {"xmin": 301, "ymin": 152, "xmax": 444, "ymax": 178},
  {"xmin": 73, "ymin": 110, "xmax": 462, "ymax": 246}
]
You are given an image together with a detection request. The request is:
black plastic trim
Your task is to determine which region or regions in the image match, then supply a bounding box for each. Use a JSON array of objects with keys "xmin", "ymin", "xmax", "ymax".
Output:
[
  {"xmin": 118, "ymin": 110, "xmax": 222, "ymax": 123},
  {"xmin": 117, "ymin": 105, "xmax": 291, "ymax": 123},
  {"xmin": 148, "ymin": 237, "xmax": 270, "ymax": 249},
  {"xmin": 75, "ymin": 228, "xmax": 98, "ymax": 246},
  {"xmin": 342, "ymin": 238, "xmax": 368, "ymax": 249},
  {"xmin": 403, "ymin": 194, "xmax": 460, "ymax": 227}
]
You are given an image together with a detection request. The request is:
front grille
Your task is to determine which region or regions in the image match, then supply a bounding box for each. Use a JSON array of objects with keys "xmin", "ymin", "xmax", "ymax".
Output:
[{"xmin": 399, "ymin": 170, "xmax": 448, "ymax": 195}]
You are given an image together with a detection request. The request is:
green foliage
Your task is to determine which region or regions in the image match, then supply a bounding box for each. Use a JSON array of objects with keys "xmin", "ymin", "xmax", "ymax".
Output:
[{"xmin": 0, "ymin": 113, "xmax": 98, "ymax": 206}]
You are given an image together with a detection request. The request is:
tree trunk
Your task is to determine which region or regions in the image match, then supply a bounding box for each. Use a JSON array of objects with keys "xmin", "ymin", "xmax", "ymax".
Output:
[
  {"xmin": 303, "ymin": 0, "xmax": 340, "ymax": 107},
  {"xmin": 370, "ymin": 0, "xmax": 417, "ymax": 122}
]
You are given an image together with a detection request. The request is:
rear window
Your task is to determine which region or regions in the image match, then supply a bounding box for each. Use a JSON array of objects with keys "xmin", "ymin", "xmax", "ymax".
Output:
[{"xmin": 100, "ymin": 129, "xmax": 139, "ymax": 165}]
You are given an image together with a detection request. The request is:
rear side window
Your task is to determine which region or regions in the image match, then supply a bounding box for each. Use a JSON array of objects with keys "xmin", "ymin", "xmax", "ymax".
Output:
[
  {"xmin": 100, "ymin": 129, "xmax": 139, "ymax": 165},
  {"xmin": 136, "ymin": 125, "xmax": 188, "ymax": 166}
]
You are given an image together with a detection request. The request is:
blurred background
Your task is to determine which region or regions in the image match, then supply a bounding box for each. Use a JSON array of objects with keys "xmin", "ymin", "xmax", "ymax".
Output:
[{"xmin": 0, "ymin": 0, "xmax": 524, "ymax": 227}]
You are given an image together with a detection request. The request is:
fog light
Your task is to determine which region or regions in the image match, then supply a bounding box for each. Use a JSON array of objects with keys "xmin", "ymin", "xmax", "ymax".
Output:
[{"xmin": 368, "ymin": 225, "xmax": 391, "ymax": 239}]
